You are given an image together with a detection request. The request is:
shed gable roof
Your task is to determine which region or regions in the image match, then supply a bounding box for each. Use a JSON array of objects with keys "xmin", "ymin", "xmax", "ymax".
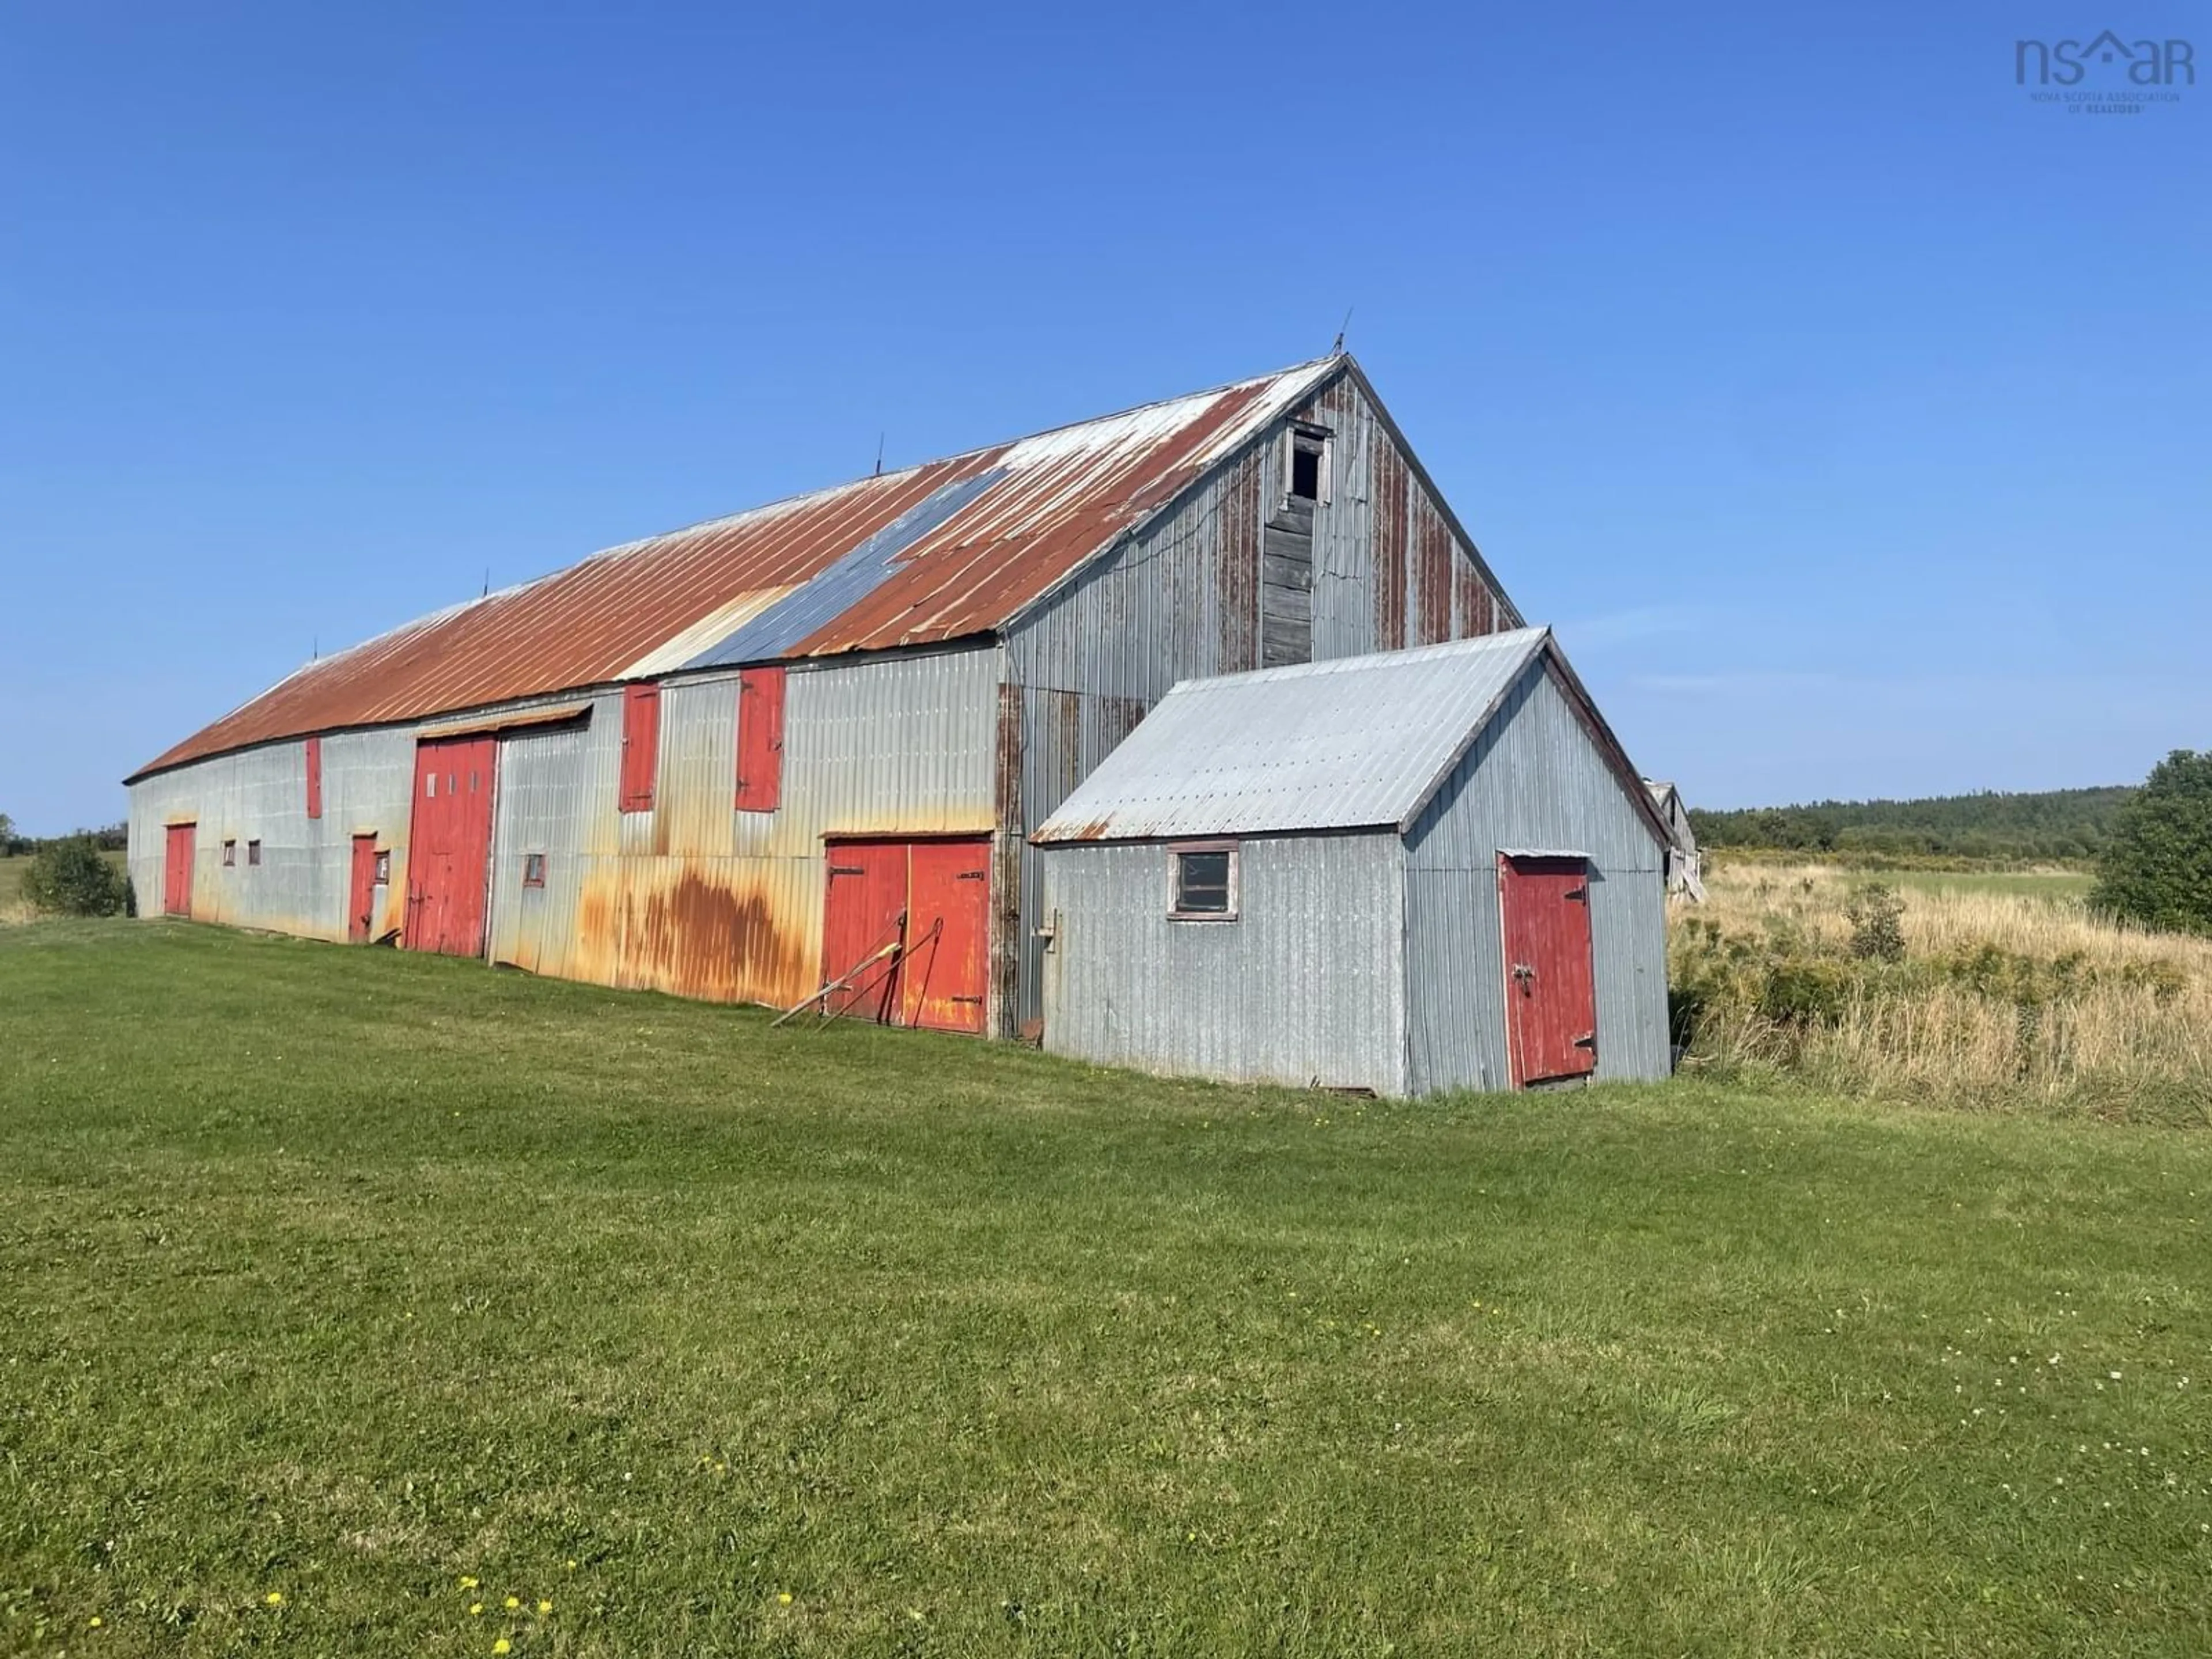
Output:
[
  {"xmin": 1033, "ymin": 630, "xmax": 1670, "ymax": 849},
  {"xmin": 131, "ymin": 357, "xmax": 1344, "ymax": 781},
  {"xmin": 1033, "ymin": 630, "xmax": 1546, "ymax": 842}
]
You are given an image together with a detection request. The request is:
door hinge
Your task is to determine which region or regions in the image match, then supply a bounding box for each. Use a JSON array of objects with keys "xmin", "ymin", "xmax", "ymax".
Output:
[
  {"xmin": 956, "ymin": 870, "xmax": 987, "ymax": 881},
  {"xmin": 1565, "ymin": 885, "xmax": 1588, "ymax": 902}
]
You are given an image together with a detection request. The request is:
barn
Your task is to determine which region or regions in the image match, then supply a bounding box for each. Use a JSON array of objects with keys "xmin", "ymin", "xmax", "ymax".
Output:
[
  {"xmin": 1032, "ymin": 630, "xmax": 1674, "ymax": 1095},
  {"xmin": 126, "ymin": 354, "xmax": 1648, "ymax": 1052}
]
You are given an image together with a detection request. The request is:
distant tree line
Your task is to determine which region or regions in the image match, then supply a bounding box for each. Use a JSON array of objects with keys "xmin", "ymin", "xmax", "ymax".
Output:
[
  {"xmin": 0, "ymin": 818, "xmax": 127, "ymax": 858},
  {"xmin": 1688, "ymin": 786, "xmax": 2135, "ymax": 862}
]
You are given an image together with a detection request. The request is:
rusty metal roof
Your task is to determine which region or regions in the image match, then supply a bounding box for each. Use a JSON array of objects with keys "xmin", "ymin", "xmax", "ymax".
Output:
[{"xmin": 131, "ymin": 358, "xmax": 1344, "ymax": 781}]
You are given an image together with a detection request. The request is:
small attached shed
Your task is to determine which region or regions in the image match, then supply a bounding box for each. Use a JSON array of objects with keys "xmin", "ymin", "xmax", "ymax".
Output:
[
  {"xmin": 1032, "ymin": 629, "xmax": 1674, "ymax": 1097},
  {"xmin": 1645, "ymin": 780, "xmax": 1706, "ymax": 901}
]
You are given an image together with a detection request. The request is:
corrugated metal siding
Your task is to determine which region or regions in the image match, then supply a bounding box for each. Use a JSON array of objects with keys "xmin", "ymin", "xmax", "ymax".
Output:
[
  {"xmin": 1402, "ymin": 664, "xmax": 1669, "ymax": 1094},
  {"xmin": 1002, "ymin": 383, "xmax": 1525, "ymax": 1027},
  {"xmin": 1288, "ymin": 372, "xmax": 1520, "ymax": 661},
  {"xmin": 1040, "ymin": 833, "xmax": 1406, "ymax": 1094},
  {"xmin": 127, "ymin": 728, "xmax": 416, "ymax": 942},
  {"xmin": 132, "ymin": 647, "xmax": 1000, "ymax": 1017},
  {"xmin": 482, "ymin": 646, "xmax": 999, "ymax": 1011}
]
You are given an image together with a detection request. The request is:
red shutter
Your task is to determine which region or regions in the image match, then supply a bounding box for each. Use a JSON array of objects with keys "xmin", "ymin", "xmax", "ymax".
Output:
[
  {"xmin": 619, "ymin": 683, "xmax": 660, "ymax": 813},
  {"xmin": 735, "ymin": 666, "xmax": 786, "ymax": 812},
  {"xmin": 305, "ymin": 736, "xmax": 323, "ymax": 820}
]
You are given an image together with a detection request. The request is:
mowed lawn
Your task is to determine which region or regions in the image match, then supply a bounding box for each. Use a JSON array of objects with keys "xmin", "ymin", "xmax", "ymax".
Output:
[{"xmin": 2, "ymin": 926, "xmax": 2208, "ymax": 1657}]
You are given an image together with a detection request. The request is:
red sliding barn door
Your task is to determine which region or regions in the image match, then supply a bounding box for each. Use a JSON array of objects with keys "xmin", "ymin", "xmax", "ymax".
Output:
[
  {"xmin": 404, "ymin": 736, "xmax": 497, "ymax": 956},
  {"xmin": 819, "ymin": 837, "xmax": 992, "ymax": 1035},
  {"xmin": 901, "ymin": 839, "xmax": 991, "ymax": 1035},
  {"xmin": 1499, "ymin": 854, "xmax": 1599, "ymax": 1088},
  {"xmin": 821, "ymin": 840, "xmax": 908, "ymax": 1021}
]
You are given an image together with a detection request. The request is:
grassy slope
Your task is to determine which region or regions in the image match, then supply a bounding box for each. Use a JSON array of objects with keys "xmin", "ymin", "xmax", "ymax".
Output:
[{"xmin": 2, "ymin": 924, "xmax": 2208, "ymax": 1657}]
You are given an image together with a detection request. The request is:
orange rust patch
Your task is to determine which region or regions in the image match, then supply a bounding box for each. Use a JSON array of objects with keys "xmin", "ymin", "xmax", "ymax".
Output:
[{"xmin": 575, "ymin": 863, "xmax": 812, "ymax": 1009}]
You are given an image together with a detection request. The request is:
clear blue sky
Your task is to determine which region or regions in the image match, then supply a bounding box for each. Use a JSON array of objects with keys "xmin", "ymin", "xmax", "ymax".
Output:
[{"xmin": 2, "ymin": 2, "xmax": 2206, "ymax": 833}]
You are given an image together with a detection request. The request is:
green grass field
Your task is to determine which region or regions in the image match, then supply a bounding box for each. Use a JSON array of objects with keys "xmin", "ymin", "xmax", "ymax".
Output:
[
  {"xmin": 3, "ymin": 922, "xmax": 2209, "ymax": 1656},
  {"xmin": 1875, "ymin": 868, "xmax": 2096, "ymax": 903}
]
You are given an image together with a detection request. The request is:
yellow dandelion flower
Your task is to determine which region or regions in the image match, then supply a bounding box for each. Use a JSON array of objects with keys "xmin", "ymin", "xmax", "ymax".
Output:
[
  {"xmin": 537, "ymin": 1600, "xmax": 552, "ymax": 1614},
  {"xmin": 264, "ymin": 1592, "xmax": 283, "ymax": 1607},
  {"xmin": 469, "ymin": 1602, "xmax": 484, "ymax": 1616},
  {"xmin": 459, "ymin": 1575, "xmax": 479, "ymax": 1590},
  {"xmin": 504, "ymin": 1596, "xmax": 520, "ymax": 1609},
  {"xmin": 88, "ymin": 1616, "xmax": 103, "ymax": 1628},
  {"xmin": 563, "ymin": 1559, "xmax": 577, "ymax": 1571},
  {"xmin": 777, "ymin": 1592, "xmax": 793, "ymax": 1605},
  {"xmin": 493, "ymin": 1642, "xmax": 512, "ymax": 1656}
]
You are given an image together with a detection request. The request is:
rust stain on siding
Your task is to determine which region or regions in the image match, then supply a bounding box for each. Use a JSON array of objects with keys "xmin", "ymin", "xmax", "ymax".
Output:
[
  {"xmin": 1374, "ymin": 444, "xmax": 1407, "ymax": 650},
  {"xmin": 990, "ymin": 682, "xmax": 1025, "ymax": 1037},
  {"xmin": 1415, "ymin": 512, "xmax": 1453, "ymax": 646},
  {"xmin": 1217, "ymin": 453, "xmax": 1260, "ymax": 671},
  {"xmin": 573, "ymin": 862, "xmax": 810, "ymax": 1008}
]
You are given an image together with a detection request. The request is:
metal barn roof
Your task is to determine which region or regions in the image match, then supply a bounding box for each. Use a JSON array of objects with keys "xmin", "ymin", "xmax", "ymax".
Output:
[
  {"xmin": 1032, "ymin": 629, "xmax": 1562, "ymax": 844},
  {"xmin": 131, "ymin": 358, "xmax": 1343, "ymax": 781}
]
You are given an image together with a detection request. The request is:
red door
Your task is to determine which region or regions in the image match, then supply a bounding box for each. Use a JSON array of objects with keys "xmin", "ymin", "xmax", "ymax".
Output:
[
  {"xmin": 404, "ymin": 736, "xmax": 497, "ymax": 956},
  {"xmin": 1499, "ymin": 854, "xmax": 1599, "ymax": 1087},
  {"xmin": 820, "ymin": 837, "xmax": 992, "ymax": 1032},
  {"xmin": 821, "ymin": 840, "xmax": 908, "ymax": 1020},
  {"xmin": 162, "ymin": 823, "xmax": 195, "ymax": 918},
  {"xmin": 902, "ymin": 839, "xmax": 992, "ymax": 1034},
  {"xmin": 349, "ymin": 835, "xmax": 381, "ymax": 944}
]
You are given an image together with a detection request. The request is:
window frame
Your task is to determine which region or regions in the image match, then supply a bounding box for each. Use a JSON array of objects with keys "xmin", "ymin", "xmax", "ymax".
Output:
[
  {"xmin": 1284, "ymin": 422, "xmax": 1332, "ymax": 507},
  {"xmin": 222, "ymin": 839, "xmax": 237, "ymax": 868},
  {"xmin": 522, "ymin": 852, "xmax": 547, "ymax": 889},
  {"xmin": 246, "ymin": 839, "xmax": 262, "ymax": 868},
  {"xmin": 1168, "ymin": 839, "xmax": 1239, "ymax": 922}
]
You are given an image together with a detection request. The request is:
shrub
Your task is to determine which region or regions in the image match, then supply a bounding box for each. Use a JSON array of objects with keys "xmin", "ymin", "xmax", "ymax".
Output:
[
  {"xmin": 1844, "ymin": 884, "xmax": 1906, "ymax": 962},
  {"xmin": 2092, "ymin": 749, "xmax": 2212, "ymax": 935},
  {"xmin": 20, "ymin": 836, "xmax": 131, "ymax": 918}
]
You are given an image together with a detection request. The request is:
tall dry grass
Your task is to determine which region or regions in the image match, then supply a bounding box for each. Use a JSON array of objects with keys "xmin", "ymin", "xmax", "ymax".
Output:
[{"xmin": 1673, "ymin": 863, "xmax": 2212, "ymax": 1122}]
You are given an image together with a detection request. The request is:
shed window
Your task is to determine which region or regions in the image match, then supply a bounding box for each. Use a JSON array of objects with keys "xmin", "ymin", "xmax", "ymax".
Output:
[
  {"xmin": 1286, "ymin": 425, "xmax": 1331, "ymax": 505},
  {"xmin": 247, "ymin": 840, "xmax": 262, "ymax": 867},
  {"xmin": 222, "ymin": 839, "xmax": 237, "ymax": 868},
  {"xmin": 372, "ymin": 850, "xmax": 391, "ymax": 885},
  {"xmin": 522, "ymin": 853, "xmax": 547, "ymax": 888},
  {"xmin": 1171, "ymin": 843, "xmax": 1237, "ymax": 919},
  {"xmin": 620, "ymin": 682, "xmax": 661, "ymax": 813}
]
